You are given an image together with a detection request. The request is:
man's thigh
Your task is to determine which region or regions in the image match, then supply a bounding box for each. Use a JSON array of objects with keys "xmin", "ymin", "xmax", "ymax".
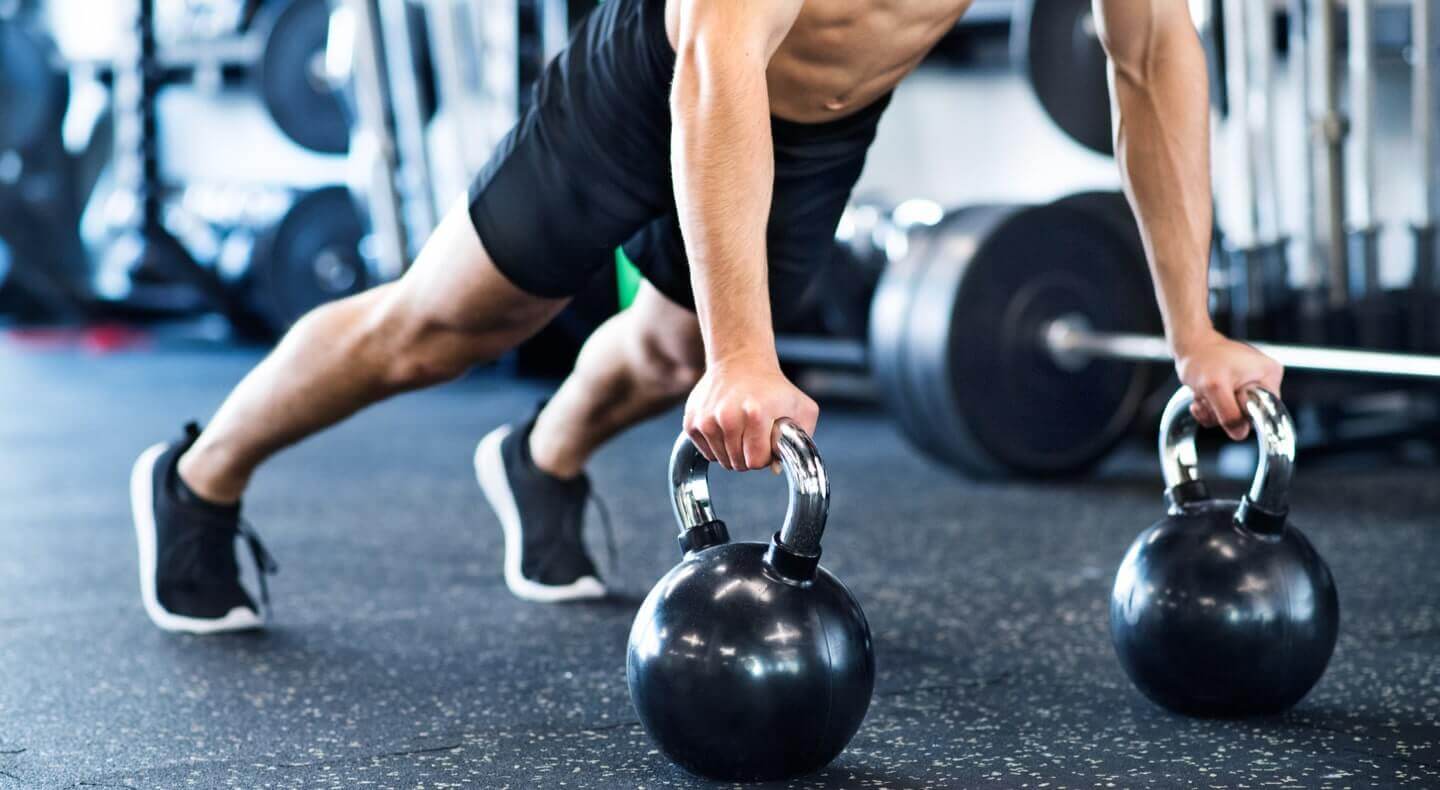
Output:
[{"xmin": 387, "ymin": 200, "xmax": 567, "ymax": 340}]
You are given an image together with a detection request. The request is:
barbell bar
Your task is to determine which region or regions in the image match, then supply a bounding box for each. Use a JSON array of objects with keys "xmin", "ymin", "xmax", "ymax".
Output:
[{"xmin": 1043, "ymin": 314, "xmax": 1440, "ymax": 381}]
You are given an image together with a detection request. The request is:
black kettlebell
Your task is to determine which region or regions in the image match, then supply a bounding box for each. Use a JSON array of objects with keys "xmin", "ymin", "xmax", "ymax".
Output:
[
  {"xmin": 1111, "ymin": 386, "xmax": 1340, "ymax": 716},
  {"xmin": 626, "ymin": 419, "xmax": 875, "ymax": 782}
]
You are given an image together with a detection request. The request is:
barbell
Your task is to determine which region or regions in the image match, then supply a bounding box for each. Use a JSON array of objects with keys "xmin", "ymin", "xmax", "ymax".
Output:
[
  {"xmin": 1045, "ymin": 315, "xmax": 1440, "ymax": 381},
  {"xmin": 842, "ymin": 191, "xmax": 1440, "ymax": 478}
]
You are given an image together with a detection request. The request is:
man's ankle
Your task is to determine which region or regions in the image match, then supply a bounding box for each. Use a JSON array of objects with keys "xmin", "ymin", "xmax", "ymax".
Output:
[
  {"xmin": 526, "ymin": 426, "xmax": 586, "ymax": 481},
  {"xmin": 176, "ymin": 448, "xmax": 246, "ymax": 506}
]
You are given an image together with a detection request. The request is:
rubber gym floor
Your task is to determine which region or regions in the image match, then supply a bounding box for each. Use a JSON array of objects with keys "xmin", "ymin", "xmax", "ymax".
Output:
[{"xmin": 1, "ymin": 341, "xmax": 1436, "ymax": 789}]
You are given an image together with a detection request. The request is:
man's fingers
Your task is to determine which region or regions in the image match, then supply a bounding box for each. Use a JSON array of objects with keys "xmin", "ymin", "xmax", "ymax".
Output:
[
  {"xmin": 717, "ymin": 405, "xmax": 745, "ymax": 471},
  {"xmin": 1190, "ymin": 399, "xmax": 1217, "ymax": 427},
  {"xmin": 686, "ymin": 414, "xmax": 719, "ymax": 464},
  {"xmin": 1261, "ymin": 357, "xmax": 1285, "ymax": 395},
  {"xmin": 740, "ymin": 403, "xmax": 772, "ymax": 471},
  {"xmin": 1202, "ymin": 381, "xmax": 1250, "ymax": 440},
  {"xmin": 795, "ymin": 397, "xmax": 820, "ymax": 439}
]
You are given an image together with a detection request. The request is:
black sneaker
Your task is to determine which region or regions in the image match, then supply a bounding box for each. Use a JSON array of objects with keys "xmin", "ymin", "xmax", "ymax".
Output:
[
  {"xmin": 129, "ymin": 424, "xmax": 277, "ymax": 633},
  {"xmin": 474, "ymin": 415, "xmax": 608, "ymax": 602}
]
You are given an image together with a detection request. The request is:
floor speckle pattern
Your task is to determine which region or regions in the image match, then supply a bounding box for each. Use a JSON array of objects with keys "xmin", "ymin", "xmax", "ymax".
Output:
[{"xmin": 0, "ymin": 347, "xmax": 1436, "ymax": 788}]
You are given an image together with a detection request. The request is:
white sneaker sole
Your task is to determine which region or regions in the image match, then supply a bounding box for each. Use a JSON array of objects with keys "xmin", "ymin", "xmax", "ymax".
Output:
[
  {"xmin": 475, "ymin": 425, "xmax": 606, "ymax": 603},
  {"xmin": 130, "ymin": 442, "xmax": 263, "ymax": 634}
]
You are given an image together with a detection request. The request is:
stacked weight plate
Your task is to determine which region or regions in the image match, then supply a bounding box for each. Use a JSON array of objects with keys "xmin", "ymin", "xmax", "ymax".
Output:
[{"xmin": 869, "ymin": 192, "xmax": 1161, "ymax": 477}]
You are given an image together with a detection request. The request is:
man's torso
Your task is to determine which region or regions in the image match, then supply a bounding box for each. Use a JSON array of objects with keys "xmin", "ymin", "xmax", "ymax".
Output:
[{"xmin": 663, "ymin": 0, "xmax": 976, "ymax": 123}]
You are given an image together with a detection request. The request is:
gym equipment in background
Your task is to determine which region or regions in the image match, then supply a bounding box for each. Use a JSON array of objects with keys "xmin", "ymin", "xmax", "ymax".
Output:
[
  {"xmin": 1111, "ymin": 386, "xmax": 1338, "ymax": 716},
  {"xmin": 1217, "ymin": 0, "xmax": 1292, "ymax": 343},
  {"xmin": 627, "ymin": 420, "xmax": 874, "ymax": 782},
  {"xmin": 1012, "ymin": 0, "xmax": 1112, "ymax": 156},
  {"xmin": 259, "ymin": 0, "xmax": 350, "ymax": 155},
  {"xmin": 867, "ymin": 192, "xmax": 1161, "ymax": 477},
  {"xmin": 822, "ymin": 198, "xmax": 945, "ymax": 341},
  {"xmin": 776, "ymin": 184, "xmax": 1440, "ymax": 479},
  {"xmin": 97, "ymin": 0, "xmax": 267, "ymax": 333},
  {"xmin": 246, "ymin": 185, "xmax": 370, "ymax": 333},
  {"xmin": 0, "ymin": 11, "xmax": 89, "ymax": 321},
  {"xmin": 0, "ymin": 16, "xmax": 69, "ymax": 154},
  {"xmin": 1413, "ymin": 0, "xmax": 1440, "ymax": 351}
]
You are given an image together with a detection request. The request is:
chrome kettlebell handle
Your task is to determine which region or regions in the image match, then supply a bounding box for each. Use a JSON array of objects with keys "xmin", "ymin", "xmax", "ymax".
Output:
[
  {"xmin": 670, "ymin": 418, "xmax": 830, "ymax": 559},
  {"xmin": 1159, "ymin": 385, "xmax": 1296, "ymax": 529}
]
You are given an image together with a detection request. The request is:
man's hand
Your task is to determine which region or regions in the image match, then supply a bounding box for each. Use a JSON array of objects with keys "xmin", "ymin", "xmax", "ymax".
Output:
[
  {"xmin": 684, "ymin": 354, "xmax": 818, "ymax": 471},
  {"xmin": 1174, "ymin": 330, "xmax": 1284, "ymax": 440}
]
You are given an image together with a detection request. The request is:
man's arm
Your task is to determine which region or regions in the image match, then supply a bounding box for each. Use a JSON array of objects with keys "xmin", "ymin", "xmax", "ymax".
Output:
[
  {"xmin": 1094, "ymin": 0, "xmax": 1282, "ymax": 439},
  {"xmin": 673, "ymin": 0, "xmax": 817, "ymax": 470}
]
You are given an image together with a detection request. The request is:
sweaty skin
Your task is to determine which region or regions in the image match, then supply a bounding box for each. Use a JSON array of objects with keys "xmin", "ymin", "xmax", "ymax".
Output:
[{"xmin": 666, "ymin": 0, "xmax": 1281, "ymax": 469}]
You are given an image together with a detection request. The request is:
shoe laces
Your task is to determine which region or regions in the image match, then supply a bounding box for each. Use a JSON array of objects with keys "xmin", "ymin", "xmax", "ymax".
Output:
[
  {"xmin": 587, "ymin": 490, "xmax": 619, "ymax": 579},
  {"xmin": 238, "ymin": 518, "xmax": 279, "ymax": 613}
]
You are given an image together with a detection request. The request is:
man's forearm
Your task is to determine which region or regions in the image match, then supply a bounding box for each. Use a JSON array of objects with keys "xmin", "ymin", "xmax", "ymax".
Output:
[
  {"xmin": 1109, "ymin": 19, "xmax": 1218, "ymax": 352},
  {"xmin": 671, "ymin": 47, "xmax": 777, "ymax": 367}
]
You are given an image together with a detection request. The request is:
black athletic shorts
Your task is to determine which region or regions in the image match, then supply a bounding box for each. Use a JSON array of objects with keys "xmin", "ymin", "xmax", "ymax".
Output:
[{"xmin": 467, "ymin": 0, "xmax": 890, "ymax": 324}]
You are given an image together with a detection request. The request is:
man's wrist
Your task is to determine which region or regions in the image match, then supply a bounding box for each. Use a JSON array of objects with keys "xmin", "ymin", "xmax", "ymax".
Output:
[
  {"xmin": 706, "ymin": 343, "xmax": 779, "ymax": 371},
  {"xmin": 1169, "ymin": 323, "xmax": 1221, "ymax": 357}
]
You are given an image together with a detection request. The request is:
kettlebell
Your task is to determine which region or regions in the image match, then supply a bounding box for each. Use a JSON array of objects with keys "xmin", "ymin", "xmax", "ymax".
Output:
[
  {"xmin": 1110, "ymin": 386, "xmax": 1340, "ymax": 716},
  {"xmin": 626, "ymin": 419, "xmax": 875, "ymax": 781}
]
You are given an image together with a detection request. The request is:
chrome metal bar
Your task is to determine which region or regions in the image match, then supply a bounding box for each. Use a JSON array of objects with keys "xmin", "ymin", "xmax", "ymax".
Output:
[
  {"xmin": 669, "ymin": 430, "xmax": 717, "ymax": 532},
  {"xmin": 377, "ymin": 0, "xmax": 437, "ymax": 252},
  {"xmin": 1418, "ymin": 0, "xmax": 1438, "ymax": 223},
  {"xmin": 1043, "ymin": 316, "xmax": 1440, "ymax": 379},
  {"xmin": 340, "ymin": 0, "xmax": 407, "ymax": 279},
  {"xmin": 1248, "ymin": 0, "xmax": 1282, "ymax": 244},
  {"xmin": 1159, "ymin": 386, "xmax": 1295, "ymax": 515},
  {"xmin": 1222, "ymin": 0, "xmax": 1259, "ymax": 247},
  {"xmin": 1349, "ymin": 0, "xmax": 1377, "ymax": 229},
  {"xmin": 1314, "ymin": 0, "xmax": 1350, "ymax": 306},
  {"xmin": 669, "ymin": 419, "xmax": 829, "ymax": 557},
  {"xmin": 1290, "ymin": 0, "xmax": 1320, "ymax": 288}
]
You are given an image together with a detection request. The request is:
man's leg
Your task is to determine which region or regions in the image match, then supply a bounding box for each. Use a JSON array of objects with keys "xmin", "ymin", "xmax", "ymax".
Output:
[
  {"xmin": 529, "ymin": 282, "xmax": 703, "ymax": 479},
  {"xmin": 473, "ymin": 282, "xmax": 701, "ymax": 602},
  {"xmin": 132, "ymin": 202, "xmax": 566, "ymax": 633},
  {"xmin": 179, "ymin": 203, "xmax": 566, "ymax": 503}
]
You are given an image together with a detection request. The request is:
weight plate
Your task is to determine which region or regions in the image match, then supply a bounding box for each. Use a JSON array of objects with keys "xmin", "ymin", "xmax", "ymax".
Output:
[
  {"xmin": 249, "ymin": 186, "xmax": 369, "ymax": 333},
  {"xmin": 1052, "ymin": 191, "xmax": 1142, "ymax": 260},
  {"xmin": 0, "ymin": 23, "xmax": 68, "ymax": 152},
  {"xmin": 1013, "ymin": 0, "xmax": 1113, "ymax": 156},
  {"xmin": 823, "ymin": 202, "xmax": 893, "ymax": 339},
  {"xmin": 899, "ymin": 205, "xmax": 1022, "ymax": 476},
  {"xmin": 870, "ymin": 198, "xmax": 1159, "ymax": 478},
  {"xmin": 869, "ymin": 210, "xmax": 949, "ymax": 459},
  {"xmin": 260, "ymin": 0, "xmax": 350, "ymax": 154},
  {"xmin": 1055, "ymin": 190, "xmax": 1174, "ymax": 400}
]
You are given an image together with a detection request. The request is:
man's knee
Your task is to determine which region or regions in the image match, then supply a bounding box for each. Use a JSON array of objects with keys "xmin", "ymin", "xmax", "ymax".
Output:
[
  {"xmin": 626, "ymin": 315, "xmax": 704, "ymax": 397},
  {"xmin": 357, "ymin": 293, "xmax": 493, "ymax": 391}
]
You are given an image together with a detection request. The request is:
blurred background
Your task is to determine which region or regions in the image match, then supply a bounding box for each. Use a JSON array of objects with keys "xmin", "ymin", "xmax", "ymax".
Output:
[{"xmin": 0, "ymin": 0, "xmax": 1437, "ymax": 473}]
